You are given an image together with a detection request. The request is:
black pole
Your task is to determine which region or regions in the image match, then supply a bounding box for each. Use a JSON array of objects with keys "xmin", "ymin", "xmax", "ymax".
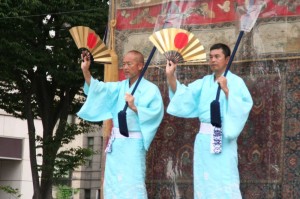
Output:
[
  {"xmin": 118, "ymin": 47, "xmax": 157, "ymax": 136},
  {"xmin": 210, "ymin": 31, "xmax": 244, "ymax": 128},
  {"xmin": 118, "ymin": 12, "xmax": 178, "ymax": 136}
]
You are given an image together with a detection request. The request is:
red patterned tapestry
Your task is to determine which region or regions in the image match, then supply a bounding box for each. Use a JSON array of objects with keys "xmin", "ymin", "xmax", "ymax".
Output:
[{"xmin": 112, "ymin": 0, "xmax": 300, "ymax": 198}]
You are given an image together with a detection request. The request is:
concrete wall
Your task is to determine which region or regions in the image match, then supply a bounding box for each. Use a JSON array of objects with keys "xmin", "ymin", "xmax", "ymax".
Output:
[{"xmin": 0, "ymin": 109, "xmax": 43, "ymax": 199}]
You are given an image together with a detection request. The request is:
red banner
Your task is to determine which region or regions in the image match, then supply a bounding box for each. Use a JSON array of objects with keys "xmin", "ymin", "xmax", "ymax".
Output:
[{"xmin": 116, "ymin": 0, "xmax": 300, "ymax": 30}]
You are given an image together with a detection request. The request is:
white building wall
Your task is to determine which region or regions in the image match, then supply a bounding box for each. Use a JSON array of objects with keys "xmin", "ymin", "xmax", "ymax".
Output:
[
  {"xmin": 71, "ymin": 122, "xmax": 103, "ymax": 199},
  {"xmin": 0, "ymin": 110, "xmax": 103, "ymax": 199},
  {"xmin": 0, "ymin": 109, "xmax": 43, "ymax": 199}
]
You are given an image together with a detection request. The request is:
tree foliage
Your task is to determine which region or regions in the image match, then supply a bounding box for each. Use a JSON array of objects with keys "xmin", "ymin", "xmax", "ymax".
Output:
[
  {"xmin": 55, "ymin": 185, "xmax": 78, "ymax": 199},
  {"xmin": 0, "ymin": 1, "xmax": 109, "ymax": 198},
  {"xmin": 0, "ymin": 185, "xmax": 21, "ymax": 198}
]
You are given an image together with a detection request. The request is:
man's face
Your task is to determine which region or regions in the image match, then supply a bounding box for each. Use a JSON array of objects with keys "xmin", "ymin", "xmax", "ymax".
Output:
[
  {"xmin": 122, "ymin": 53, "xmax": 143, "ymax": 80},
  {"xmin": 209, "ymin": 48, "xmax": 229, "ymax": 74}
]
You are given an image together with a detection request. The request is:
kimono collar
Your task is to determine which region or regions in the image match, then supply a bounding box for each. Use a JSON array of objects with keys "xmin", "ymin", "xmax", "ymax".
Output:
[
  {"xmin": 212, "ymin": 71, "xmax": 231, "ymax": 81},
  {"xmin": 127, "ymin": 77, "xmax": 142, "ymax": 89}
]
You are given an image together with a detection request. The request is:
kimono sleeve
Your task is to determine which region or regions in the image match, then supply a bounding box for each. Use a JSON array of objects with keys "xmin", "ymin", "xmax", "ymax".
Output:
[
  {"xmin": 137, "ymin": 84, "xmax": 164, "ymax": 151},
  {"xmin": 222, "ymin": 77, "xmax": 253, "ymax": 140},
  {"xmin": 77, "ymin": 77, "xmax": 120, "ymax": 122},
  {"xmin": 167, "ymin": 79, "xmax": 203, "ymax": 118}
]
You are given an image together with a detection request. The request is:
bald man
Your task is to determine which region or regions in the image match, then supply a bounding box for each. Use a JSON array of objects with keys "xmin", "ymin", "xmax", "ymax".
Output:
[{"xmin": 78, "ymin": 50, "xmax": 164, "ymax": 199}]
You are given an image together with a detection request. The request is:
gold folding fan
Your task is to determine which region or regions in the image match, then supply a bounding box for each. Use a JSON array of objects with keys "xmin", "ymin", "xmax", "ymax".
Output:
[
  {"xmin": 69, "ymin": 26, "xmax": 112, "ymax": 64},
  {"xmin": 149, "ymin": 28, "xmax": 206, "ymax": 64}
]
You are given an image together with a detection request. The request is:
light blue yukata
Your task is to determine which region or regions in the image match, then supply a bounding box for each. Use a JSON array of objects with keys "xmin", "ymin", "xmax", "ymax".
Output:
[
  {"xmin": 167, "ymin": 71, "xmax": 253, "ymax": 199},
  {"xmin": 77, "ymin": 77, "xmax": 164, "ymax": 199}
]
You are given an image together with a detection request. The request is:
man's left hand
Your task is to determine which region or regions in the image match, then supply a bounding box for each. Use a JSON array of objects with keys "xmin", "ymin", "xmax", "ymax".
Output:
[
  {"xmin": 125, "ymin": 93, "xmax": 138, "ymax": 113},
  {"xmin": 216, "ymin": 76, "xmax": 229, "ymax": 98}
]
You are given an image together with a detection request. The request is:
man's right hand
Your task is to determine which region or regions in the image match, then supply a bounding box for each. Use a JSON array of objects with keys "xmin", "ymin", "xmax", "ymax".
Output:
[
  {"xmin": 165, "ymin": 60, "xmax": 177, "ymax": 93},
  {"xmin": 166, "ymin": 60, "xmax": 176, "ymax": 77},
  {"xmin": 81, "ymin": 50, "xmax": 91, "ymax": 71},
  {"xmin": 81, "ymin": 50, "xmax": 92, "ymax": 85}
]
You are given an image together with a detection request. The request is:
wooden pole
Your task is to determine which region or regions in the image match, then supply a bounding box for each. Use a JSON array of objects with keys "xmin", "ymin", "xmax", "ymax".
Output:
[{"xmin": 100, "ymin": 1, "xmax": 118, "ymax": 197}]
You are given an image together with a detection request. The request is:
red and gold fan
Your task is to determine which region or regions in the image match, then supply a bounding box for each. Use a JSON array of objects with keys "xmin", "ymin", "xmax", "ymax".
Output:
[
  {"xmin": 69, "ymin": 26, "xmax": 112, "ymax": 64},
  {"xmin": 149, "ymin": 28, "xmax": 206, "ymax": 63}
]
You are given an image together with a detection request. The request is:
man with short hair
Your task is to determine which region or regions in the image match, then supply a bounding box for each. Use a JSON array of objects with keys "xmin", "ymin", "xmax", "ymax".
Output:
[
  {"xmin": 78, "ymin": 50, "xmax": 164, "ymax": 199},
  {"xmin": 165, "ymin": 43, "xmax": 253, "ymax": 198}
]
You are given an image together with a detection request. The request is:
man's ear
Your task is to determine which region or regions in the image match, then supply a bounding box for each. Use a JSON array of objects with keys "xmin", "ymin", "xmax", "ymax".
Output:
[
  {"xmin": 138, "ymin": 63, "xmax": 144, "ymax": 70},
  {"xmin": 225, "ymin": 56, "xmax": 230, "ymax": 63}
]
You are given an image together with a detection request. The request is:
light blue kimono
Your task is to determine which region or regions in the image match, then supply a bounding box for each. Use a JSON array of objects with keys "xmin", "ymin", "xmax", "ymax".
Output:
[
  {"xmin": 167, "ymin": 71, "xmax": 253, "ymax": 199},
  {"xmin": 77, "ymin": 77, "xmax": 164, "ymax": 199}
]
